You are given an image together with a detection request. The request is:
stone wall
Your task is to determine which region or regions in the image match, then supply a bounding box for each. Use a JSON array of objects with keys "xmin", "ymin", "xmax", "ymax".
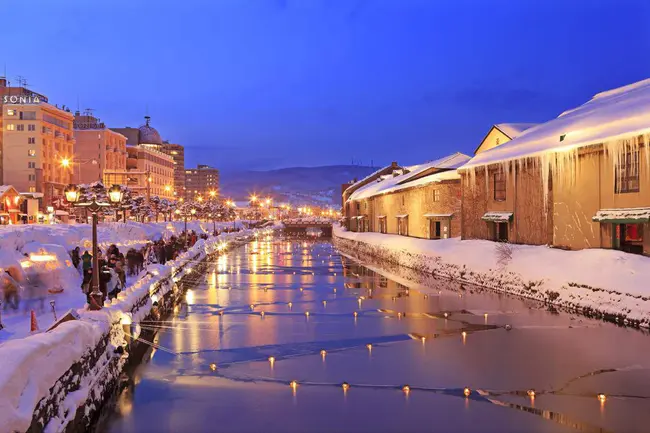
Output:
[{"xmin": 334, "ymin": 229, "xmax": 650, "ymax": 329}]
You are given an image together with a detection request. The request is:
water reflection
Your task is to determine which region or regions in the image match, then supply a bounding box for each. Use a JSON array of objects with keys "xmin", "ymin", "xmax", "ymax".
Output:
[{"xmin": 103, "ymin": 237, "xmax": 650, "ymax": 433}]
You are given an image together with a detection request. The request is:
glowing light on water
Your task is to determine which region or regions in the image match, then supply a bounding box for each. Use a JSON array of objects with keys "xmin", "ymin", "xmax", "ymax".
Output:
[{"xmin": 464, "ymin": 387, "xmax": 471, "ymax": 397}]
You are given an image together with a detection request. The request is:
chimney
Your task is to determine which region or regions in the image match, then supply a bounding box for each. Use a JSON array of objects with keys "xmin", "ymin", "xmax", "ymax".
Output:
[
  {"xmin": 0, "ymin": 77, "xmax": 6, "ymax": 88},
  {"xmin": 391, "ymin": 161, "xmax": 398, "ymax": 167}
]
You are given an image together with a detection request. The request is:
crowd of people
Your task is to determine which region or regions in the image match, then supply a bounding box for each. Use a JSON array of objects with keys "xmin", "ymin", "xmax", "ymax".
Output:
[{"xmin": 2, "ymin": 228, "xmax": 235, "ymax": 314}]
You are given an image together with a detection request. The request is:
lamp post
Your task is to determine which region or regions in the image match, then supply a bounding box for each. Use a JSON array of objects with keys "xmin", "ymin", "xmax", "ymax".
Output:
[
  {"xmin": 209, "ymin": 190, "xmax": 217, "ymax": 233},
  {"xmin": 226, "ymin": 200, "xmax": 237, "ymax": 231},
  {"xmin": 64, "ymin": 183, "xmax": 123, "ymax": 310},
  {"xmin": 175, "ymin": 207, "xmax": 196, "ymax": 248}
]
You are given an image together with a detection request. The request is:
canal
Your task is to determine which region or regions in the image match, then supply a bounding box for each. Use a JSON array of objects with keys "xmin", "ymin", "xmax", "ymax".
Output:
[{"xmin": 102, "ymin": 235, "xmax": 650, "ymax": 433}]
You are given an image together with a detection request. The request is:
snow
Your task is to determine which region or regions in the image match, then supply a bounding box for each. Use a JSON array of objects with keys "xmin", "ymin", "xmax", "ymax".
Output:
[
  {"xmin": 592, "ymin": 207, "xmax": 650, "ymax": 222},
  {"xmin": 423, "ymin": 213, "xmax": 453, "ymax": 218},
  {"xmin": 342, "ymin": 164, "xmax": 397, "ymax": 195},
  {"xmin": 0, "ymin": 221, "xmax": 245, "ymax": 343},
  {"xmin": 0, "ymin": 226, "xmax": 260, "ymax": 432},
  {"xmin": 494, "ymin": 123, "xmax": 538, "ymax": 139},
  {"xmin": 334, "ymin": 225, "xmax": 650, "ymax": 327},
  {"xmin": 348, "ymin": 153, "xmax": 470, "ymax": 201},
  {"xmin": 462, "ymin": 78, "xmax": 650, "ymax": 169},
  {"xmin": 481, "ymin": 211, "xmax": 513, "ymax": 222}
]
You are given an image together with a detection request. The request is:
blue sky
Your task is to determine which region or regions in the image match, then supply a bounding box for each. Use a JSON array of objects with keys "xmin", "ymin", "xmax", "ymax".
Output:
[{"xmin": 2, "ymin": 0, "xmax": 650, "ymax": 170}]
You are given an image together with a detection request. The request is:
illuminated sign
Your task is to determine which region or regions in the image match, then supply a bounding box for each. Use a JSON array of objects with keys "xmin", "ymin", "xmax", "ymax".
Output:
[{"xmin": 3, "ymin": 94, "xmax": 42, "ymax": 104}]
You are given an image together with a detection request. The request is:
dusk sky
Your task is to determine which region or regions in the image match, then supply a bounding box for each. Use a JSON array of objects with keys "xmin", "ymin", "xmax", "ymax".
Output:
[{"xmin": 3, "ymin": 0, "xmax": 650, "ymax": 171}]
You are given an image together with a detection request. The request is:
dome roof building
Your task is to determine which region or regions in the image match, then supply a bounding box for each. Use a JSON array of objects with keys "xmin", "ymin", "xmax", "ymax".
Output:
[{"xmin": 138, "ymin": 116, "xmax": 163, "ymax": 145}]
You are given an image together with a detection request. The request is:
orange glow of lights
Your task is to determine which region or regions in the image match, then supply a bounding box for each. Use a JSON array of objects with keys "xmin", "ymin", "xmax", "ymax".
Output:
[
  {"xmin": 464, "ymin": 387, "xmax": 471, "ymax": 397},
  {"xmin": 402, "ymin": 385, "xmax": 410, "ymax": 394},
  {"xmin": 598, "ymin": 393, "xmax": 606, "ymax": 402},
  {"xmin": 527, "ymin": 389, "xmax": 536, "ymax": 398},
  {"xmin": 290, "ymin": 380, "xmax": 298, "ymax": 390},
  {"xmin": 305, "ymin": 311, "xmax": 310, "ymax": 317},
  {"xmin": 209, "ymin": 363, "xmax": 217, "ymax": 371},
  {"xmin": 342, "ymin": 382, "xmax": 350, "ymax": 391}
]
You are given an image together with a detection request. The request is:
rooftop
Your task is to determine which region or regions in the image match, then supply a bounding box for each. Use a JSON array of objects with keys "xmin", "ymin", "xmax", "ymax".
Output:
[
  {"xmin": 348, "ymin": 152, "xmax": 470, "ymax": 201},
  {"xmin": 463, "ymin": 78, "xmax": 650, "ymax": 169}
]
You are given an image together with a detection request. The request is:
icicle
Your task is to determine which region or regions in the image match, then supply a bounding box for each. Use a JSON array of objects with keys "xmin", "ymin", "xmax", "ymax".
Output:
[
  {"xmin": 645, "ymin": 133, "xmax": 650, "ymax": 181},
  {"xmin": 484, "ymin": 166, "xmax": 489, "ymax": 202}
]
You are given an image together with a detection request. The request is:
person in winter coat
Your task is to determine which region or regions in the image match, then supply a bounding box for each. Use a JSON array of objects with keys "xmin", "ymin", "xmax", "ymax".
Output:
[
  {"xmin": 114, "ymin": 261, "xmax": 126, "ymax": 288},
  {"xmin": 1, "ymin": 271, "xmax": 20, "ymax": 311},
  {"xmin": 71, "ymin": 247, "xmax": 81, "ymax": 270},
  {"xmin": 81, "ymin": 251, "xmax": 93, "ymax": 293}
]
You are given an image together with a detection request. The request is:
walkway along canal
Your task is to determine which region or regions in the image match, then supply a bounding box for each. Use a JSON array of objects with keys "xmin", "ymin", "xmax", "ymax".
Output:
[{"xmin": 99, "ymin": 234, "xmax": 650, "ymax": 433}]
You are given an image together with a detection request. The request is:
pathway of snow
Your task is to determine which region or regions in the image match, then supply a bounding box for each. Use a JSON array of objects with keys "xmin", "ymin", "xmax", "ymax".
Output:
[
  {"xmin": 334, "ymin": 225, "xmax": 650, "ymax": 327},
  {"xmin": 0, "ymin": 221, "xmax": 244, "ymax": 344}
]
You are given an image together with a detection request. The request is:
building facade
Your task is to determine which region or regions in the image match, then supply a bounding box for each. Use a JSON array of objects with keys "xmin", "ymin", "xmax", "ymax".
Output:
[
  {"xmin": 160, "ymin": 141, "xmax": 185, "ymax": 197},
  {"xmin": 345, "ymin": 153, "xmax": 470, "ymax": 239},
  {"xmin": 342, "ymin": 162, "xmax": 402, "ymax": 231},
  {"xmin": 112, "ymin": 116, "xmax": 184, "ymax": 198},
  {"xmin": 185, "ymin": 164, "xmax": 219, "ymax": 201},
  {"xmin": 460, "ymin": 80, "xmax": 650, "ymax": 256},
  {"xmin": 73, "ymin": 111, "xmax": 128, "ymax": 185},
  {"xmin": 126, "ymin": 145, "xmax": 175, "ymax": 200},
  {"xmin": 1, "ymin": 99, "xmax": 74, "ymax": 206},
  {"xmin": 0, "ymin": 77, "xmax": 49, "ymax": 184}
]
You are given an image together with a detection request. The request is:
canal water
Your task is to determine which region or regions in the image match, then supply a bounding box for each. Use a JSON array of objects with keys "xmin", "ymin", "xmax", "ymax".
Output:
[{"xmin": 103, "ymin": 235, "xmax": 650, "ymax": 433}]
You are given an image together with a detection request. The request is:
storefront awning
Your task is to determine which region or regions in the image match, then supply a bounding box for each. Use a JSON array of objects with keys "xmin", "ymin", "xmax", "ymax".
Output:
[
  {"xmin": 593, "ymin": 207, "xmax": 650, "ymax": 223},
  {"xmin": 424, "ymin": 213, "xmax": 453, "ymax": 219},
  {"xmin": 396, "ymin": 214, "xmax": 408, "ymax": 218},
  {"xmin": 481, "ymin": 211, "xmax": 513, "ymax": 223}
]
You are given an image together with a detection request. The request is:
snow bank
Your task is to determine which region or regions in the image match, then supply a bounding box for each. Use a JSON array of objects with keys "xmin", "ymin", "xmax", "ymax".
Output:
[
  {"xmin": 0, "ymin": 227, "xmax": 259, "ymax": 432},
  {"xmin": 334, "ymin": 225, "xmax": 650, "ymax": 327}
]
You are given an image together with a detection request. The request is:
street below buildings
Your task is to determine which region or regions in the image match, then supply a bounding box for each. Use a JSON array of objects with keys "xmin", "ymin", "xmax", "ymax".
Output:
[{"xmin": 102, "ymin": 235, "xmax": 650, "ymax": 433}]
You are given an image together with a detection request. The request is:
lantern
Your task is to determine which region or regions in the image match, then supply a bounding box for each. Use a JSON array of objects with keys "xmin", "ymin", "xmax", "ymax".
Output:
[
  {"xmin": 108, "ymin": 184, "xmax": 123, "ymax": 204},
  {"xmin": 64, "ymin": 184, "xmax": 80, "ymax": 203}
]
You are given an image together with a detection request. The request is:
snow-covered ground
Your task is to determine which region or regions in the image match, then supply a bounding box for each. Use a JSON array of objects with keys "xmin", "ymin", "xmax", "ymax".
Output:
[
  {"xmin": 0, "ymin": 227, "xmax": 260, "ymax": 433},
  {"xmin": 0, "ymin": 221, "xmax": 245, "ymax": 343},
  {"xmin": 334, "ymin": 225, "xmax": 650, "ymax": 328}
]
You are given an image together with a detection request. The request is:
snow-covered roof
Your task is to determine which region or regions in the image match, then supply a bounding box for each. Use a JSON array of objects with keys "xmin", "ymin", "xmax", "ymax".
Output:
[
  {"xmin": 463, "ymin": 78, "xmax": 650, "ymax": 169},
  {"xmin": 348, "ymin": 153, "xmax": 470, "ymax": 201},
  {"xmin": 423, "ymin": 213, "xmax": 454, "ymax": 218},
  {"xmin": 343, "ymin": 164, "xmax": 398, "ymax": 195},
  {"xmin": 0, "ymin": 185, "xmax": 19, "ymax": 197},
  {"xmin": 593, "ymin": 207, "xmax": 650, "ymax": 222},
  {"xmin": 481, "ymin": 211, "xmax": 513, "ymax": 222},
  {"xmin": 494, "ymin": 123, "xmax": 539, "ymax": 139}
]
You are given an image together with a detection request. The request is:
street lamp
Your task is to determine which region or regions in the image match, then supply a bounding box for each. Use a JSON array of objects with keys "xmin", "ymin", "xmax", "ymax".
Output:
[
  {"xmin": 108, "ymin": 184, "xmax": 124, "ymax": 221},
  {"xmin": 175, "ymin": 207, "xmax": 197, "ymax": 248},
  {"xmin": 64, "ymin": 183, "xmax": 123, "ymax": 310}
]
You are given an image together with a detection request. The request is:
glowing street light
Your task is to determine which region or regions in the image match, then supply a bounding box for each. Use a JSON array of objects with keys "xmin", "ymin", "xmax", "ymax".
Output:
[
  {"xmin": 60, "ymin": 158, "xmax": 70, "ymax": 168},
  {"xmin": 64, "ymin": 183, "xmax": 122, "ymax": 310}
]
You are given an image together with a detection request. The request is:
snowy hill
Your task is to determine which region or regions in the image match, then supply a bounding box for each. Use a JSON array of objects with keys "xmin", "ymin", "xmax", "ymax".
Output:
[{"xmin": 219, "ymin": 165, "xmax": 377, "ymax": 206}]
